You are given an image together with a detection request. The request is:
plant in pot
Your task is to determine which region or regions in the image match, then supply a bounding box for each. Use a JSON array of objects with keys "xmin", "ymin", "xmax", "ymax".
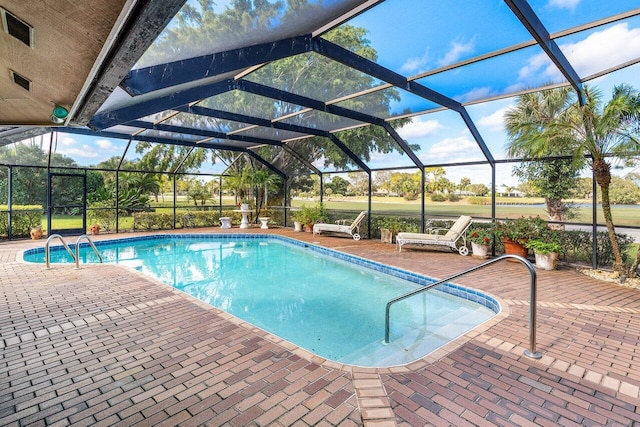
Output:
[
  {"xmin": 291, "ymin": 209, "xmax": 305, "ymax": 232},
  {"xmin": 467, "ymin": 226, "xmax": 493, "ymax": 258},
  {"xmin": 524, "ymin": 231, "xmax": 563, "ymax": 270},
  {"xmin": 377, "ymin": 216, "xmax": 405, "ymax": 243},
  {"xmin": 492, "ymin": 216, "xmax": 546, "ymax": 259},
  {"xmin": 299, "ymin": 203, "xmax": 328, "ymax": 232}
]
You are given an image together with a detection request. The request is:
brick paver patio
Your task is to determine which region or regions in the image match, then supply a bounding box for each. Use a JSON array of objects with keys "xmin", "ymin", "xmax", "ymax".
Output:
[{"xmin": 1, "ymin": 227, "xmax": 639, "ymax": 426}]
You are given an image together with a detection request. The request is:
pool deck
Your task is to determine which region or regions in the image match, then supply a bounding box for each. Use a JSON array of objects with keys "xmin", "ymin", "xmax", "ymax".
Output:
[{"xmin": 1, "ymin": 227, "xmax": 639, "ymax": 426}]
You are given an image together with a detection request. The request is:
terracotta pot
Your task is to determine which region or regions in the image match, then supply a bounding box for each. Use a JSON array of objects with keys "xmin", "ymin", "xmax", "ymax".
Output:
[
  {"xmin": 471, "ymin": 242, "xmax": 490, "ymax": 258},
  {"xmin": 90, "ymin": 224, "xmax": 100, "ymax": 235},
  {"xmin": 305, "ymin": 223, "xmax": 313, "ymax": 233},
  {"xmin": 30, "ymin": 227, "xmax": 42, "ymax": 240},
  {"xmin": 501, "ymin": 238, "xmax": 528, "ymax": 260}
]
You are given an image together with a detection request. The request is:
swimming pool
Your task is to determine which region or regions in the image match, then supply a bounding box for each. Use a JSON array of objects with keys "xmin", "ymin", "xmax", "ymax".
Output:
[{"xmin": 23, "ymin": 234, "xmax": 499, "ymax": 367}]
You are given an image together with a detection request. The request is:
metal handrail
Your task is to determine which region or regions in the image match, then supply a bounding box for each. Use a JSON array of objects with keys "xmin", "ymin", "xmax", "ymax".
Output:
[
  {"xmin": 45, "ymin": 234, "xmax": 76, "ymax": 269},
  {"xmin": 384, "ymin": 254, "xmax": 541, "ymax": 359},
  {"xmin": 75, "ymin": 234, "xmax": 103, "ymax": 269}
]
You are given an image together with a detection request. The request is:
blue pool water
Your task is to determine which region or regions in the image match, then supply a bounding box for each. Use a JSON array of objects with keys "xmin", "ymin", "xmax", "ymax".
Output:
[{"xmin": 23, "ymin": 234, "xmax": 499, "ymax": 367}]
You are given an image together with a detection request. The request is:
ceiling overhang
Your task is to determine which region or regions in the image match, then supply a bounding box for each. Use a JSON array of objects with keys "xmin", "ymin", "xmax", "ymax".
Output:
[{"xmin": 0, "ymin": 0, "xmax": 185, "ymax": 127}]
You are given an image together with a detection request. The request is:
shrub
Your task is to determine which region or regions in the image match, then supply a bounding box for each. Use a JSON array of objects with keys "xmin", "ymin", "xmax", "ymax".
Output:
[
  {"xmin": 468, "ymin": 197, "xmax": 490, "ymax": 205},
  {"xmin": 430, "ymin": 193, "xmax": 447, "ymax": 202},
  {"xmin": 447, "ymin": 193, "xmax": 461, "ymax": 202},
  {"xmin": 87, "ymin": 202, "xmax": 117, "ymax": 231},
  {"xmin": 134, "ymin": 212, "xmax": 173, "ymax": 230},
  {"xmin": 559, "ymin": 230, "xmax": 634, "ymax": 267},
  {"xmin": 0, "ymin": 212, "xmax": 7, "ymax": 238},
  {"xmin": 11, "ymin": 211, "xmax": 43, "ymax": 237}
]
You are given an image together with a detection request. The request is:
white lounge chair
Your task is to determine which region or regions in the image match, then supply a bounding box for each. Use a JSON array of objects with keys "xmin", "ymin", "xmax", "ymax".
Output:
[
  {"xmin": 396, "ymin": 215, "xmax": 472, "ymax": 255},
  {"xmin": 313, "ymin": 211, "xmax": 367, "ymax": 240}
]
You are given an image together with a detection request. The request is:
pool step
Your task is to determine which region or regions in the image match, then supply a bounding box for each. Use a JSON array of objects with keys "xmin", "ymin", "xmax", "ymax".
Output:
[{"xmin": 344, "ymin": 306, "xmax": 492, "ymax": 366}]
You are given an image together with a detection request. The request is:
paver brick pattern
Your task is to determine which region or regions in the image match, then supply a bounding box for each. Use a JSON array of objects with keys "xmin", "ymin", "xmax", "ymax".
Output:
[{"xmin": 2, "ymin": 228, "xmax": 640, "ymax": 426}]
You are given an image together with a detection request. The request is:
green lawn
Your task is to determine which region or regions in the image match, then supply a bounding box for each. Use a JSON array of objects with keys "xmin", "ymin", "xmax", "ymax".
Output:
[
  {"xmin": 292, "ymin": 197, "xmax": 640, "ymax": 227},
  {"xmin": 32, "ymin": 196, "xmax": 639, "ymax": 231}
]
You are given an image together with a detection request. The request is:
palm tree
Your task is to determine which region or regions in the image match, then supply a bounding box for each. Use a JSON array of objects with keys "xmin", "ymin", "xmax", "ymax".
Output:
[
  {"xmin": 505, "ymin": 87, "xmax": 583, "ymax": 227},
  {"xmin": 224, "ymin": 167, "xmax": 252, "ymax": 205},
  {"xmin": 250, "ymin": 169, "xmax": 279, "ymax": 218},
  {"xmin": 505, "ymin": 84, "xmax": 640, "ymax": 274}
]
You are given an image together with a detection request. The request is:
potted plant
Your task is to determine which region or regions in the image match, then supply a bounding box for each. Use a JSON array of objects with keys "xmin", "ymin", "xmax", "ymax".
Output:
[
  {"xmin": 299, "ymin": 203, "xmax": 328, "ymax": 232},
  {"xmin": 467, "ymin": 226, "xmax": 492, "ymax": 258},
  {"xmin": 377, "ymin": 216, "xmax": 405, "ymax": 244},
  {"xmin": 90, "ymin": 224, "xmax": 101, "ymax": 235},
  {"xmin": 291, "ymin": 209, "xmax": 304, "ymax": 232},
  {"xmin": 492, "ymin": 216, "xmax": 546, "ymax": 259},
  {"xmin": 524, "ymin": 231, "xmax": 563, "ymax": 270}
]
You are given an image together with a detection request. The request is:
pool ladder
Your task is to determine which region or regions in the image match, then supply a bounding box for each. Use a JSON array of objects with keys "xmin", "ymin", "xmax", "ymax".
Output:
[
  {"xmin": 384, "ymin": 254, "xmax": 541, "ymax": 359},
  {"xmin": 45, "ymin": 234, "xmax": 103, "ymax": 269}
]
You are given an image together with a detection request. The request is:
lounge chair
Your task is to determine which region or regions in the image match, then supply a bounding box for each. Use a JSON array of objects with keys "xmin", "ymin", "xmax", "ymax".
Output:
[
  {"xmin": 313, "ymin": 211, "xmax": 367, "ymax": 240},
  {"xmin": 396, "ymin": 215, "xmax": 472, "ymax": 255}
]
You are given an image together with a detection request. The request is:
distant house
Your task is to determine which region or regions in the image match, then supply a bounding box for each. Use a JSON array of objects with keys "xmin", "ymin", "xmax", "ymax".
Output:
[{"xmin": 497, "ymin": 189, "xmax": 525, "ymax": 197}]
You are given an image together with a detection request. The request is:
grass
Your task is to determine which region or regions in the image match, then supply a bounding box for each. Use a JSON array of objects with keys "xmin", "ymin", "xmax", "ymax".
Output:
[
  {"xmin": 292, "ymin": 197, "xmax": 640, "ymax": 227},
  {"xmin": 28, "ymin": 195, "xmax": 639, "ymax": 232}
]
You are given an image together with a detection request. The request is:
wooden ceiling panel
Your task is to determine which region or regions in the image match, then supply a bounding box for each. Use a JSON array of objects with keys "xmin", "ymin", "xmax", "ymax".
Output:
[{"xmin": 0, "ymin": 0, "xmax": 127, "ymax": 125}]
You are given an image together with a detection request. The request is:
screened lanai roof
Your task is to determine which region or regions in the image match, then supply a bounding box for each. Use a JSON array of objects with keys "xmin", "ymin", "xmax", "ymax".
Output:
[{"xmin": 1, "ymin": 0, "xmax": 640, "ymax": 176}]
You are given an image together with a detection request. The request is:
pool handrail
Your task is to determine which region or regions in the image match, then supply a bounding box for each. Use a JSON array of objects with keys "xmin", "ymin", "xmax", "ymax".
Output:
[
  {"xmin": 75, "ymin": 234, "xmax": 103, "ymax": 269},
  {"xmin": 45, "ymin": 234, "xmax": 76, "ymax": 269},
  {"xmin": 384, "ymin": 254, "xmax": 541, "ymax": 359}
]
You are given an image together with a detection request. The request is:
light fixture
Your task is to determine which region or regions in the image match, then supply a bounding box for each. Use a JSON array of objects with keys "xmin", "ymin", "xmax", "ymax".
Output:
[{"xmin": 50, "ymin": 105, "xmax": 68, "ymax": 124}]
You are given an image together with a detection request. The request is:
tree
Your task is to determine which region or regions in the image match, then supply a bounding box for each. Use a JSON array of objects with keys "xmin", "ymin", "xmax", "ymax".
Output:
[
  {"xmin": 458, "ymin": 177, "xmax": 471, "ymax": 191},
  {"xmin": 571, "ymin": 177, "xmax": 593, "ymax": 199},
  {"xmin": 143, "ymin": 0, "xmax": 414, "ymax": 187},
  {"xmin": 326, "ymin": 176, "xmax": 350, "ymax": 195},
  {"xmin": 425, "ymin": 167, "xmax": 446, "ymax": 193},
  {"xmin": 250, "ymin": 169, "xmax": 280, "ymax": 217},
  {"xmin": 505, "ymin": 85, "xmax": 640, "ymax": 274},
  {"xmin": 467, "ymin": 183, "xmax": 489, "ymax": 196},
  {"xmin": 224, "ymin": 166, "xmax": 252, "ymax": 204},
  {"xmin": 186, "ymin": 180, "xmax": 208, "ymax": 207},
  {"xmin": 0, "ymin": 142, "xmax": 77, "ymax": 206},
  {"xmin": 608, "ymin": 176, "xmax": 640, "ymax": 204},
  {"xmin": 347, "ymin": 172, "xmax": 369, "ymax": 197},
  {"xmin": 505, "ymin": 87, "xmax": 583, "ymax": 226}
]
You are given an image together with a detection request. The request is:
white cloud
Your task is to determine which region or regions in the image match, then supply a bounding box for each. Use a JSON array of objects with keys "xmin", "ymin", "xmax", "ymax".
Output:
[
  {"xmin": 95, "ymin": 139, "xmax": 115, "ymax": 150},
  {"xmin": 456, "ymin": 86, "xmax": 496, "ymax": 103},
  {"xmin": 59, "ymin": 136, "xmax": 77, "ymax": 147},
  {"xmin": 400, "ymin": 49, "xmax": 429, "ymax": 74},
  {"xmin": 56, "ymin": 145, "xmax": 99, "ymax": 159},
  {"xmin": 427, "ymin": 136, "xmax": 481, "ymax": 161},
  {"xmin": 438, "ymin": 39, "xmax": 475, "ymax": 67},
  {"xmin": 396, "ymin": 117, "xmax": 442, "ymax": 139},
  {"xmin": 519, "ymin": 23, "xmax": 640, "ymax": 83},
  {"xmin": 561, "ymin": 23, "xmax": 640, "ymax": 77},
  {"xmin": 477, "ymin": 106, "xmax": 511, "ymax": 132},
  {"xmin": 548, "ymin": 0, "xmax": 580, "ymax": 11}
]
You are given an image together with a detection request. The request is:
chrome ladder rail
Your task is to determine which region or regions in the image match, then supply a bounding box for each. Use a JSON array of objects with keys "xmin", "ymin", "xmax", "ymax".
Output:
[
  {"xmin": 45, "ymin": 234, "xmax": 76, "ymax": 269},
  {"xmin": 75, "ymin": 234, "xmax": 103, "ymax": 269},
  {"xmin": 384, "ymin": 254, "xmax": 541, "ymax": 359}
]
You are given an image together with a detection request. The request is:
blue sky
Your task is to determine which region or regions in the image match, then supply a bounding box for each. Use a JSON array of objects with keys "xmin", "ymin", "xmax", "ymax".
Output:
[{"xmin": 47, "ymin": 0, "xmax": 640, "ymax": 186}]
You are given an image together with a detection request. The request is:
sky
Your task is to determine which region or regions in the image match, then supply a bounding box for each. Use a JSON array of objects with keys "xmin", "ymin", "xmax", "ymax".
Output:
[{"xmin": 33, "ymin": 0, "xmax": 640, "ymax": 187}]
